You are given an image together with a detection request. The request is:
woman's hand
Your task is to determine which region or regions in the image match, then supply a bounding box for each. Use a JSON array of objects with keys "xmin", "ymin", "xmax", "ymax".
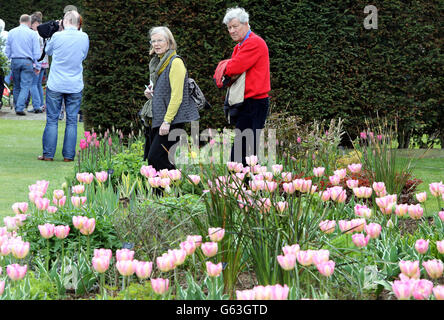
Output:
[
  {"xmin": 144, "ymin": 85, "xmax": 154, "ymax": 99},
  {"xmin": 159, "ymin": 122, "xmax": 170, "ymax": 136}
]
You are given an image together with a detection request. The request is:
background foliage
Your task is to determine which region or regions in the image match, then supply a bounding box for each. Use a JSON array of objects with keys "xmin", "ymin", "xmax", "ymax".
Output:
[{"xmin": 1, "ymin": 1, "xmax": 442, "ymax": 146}]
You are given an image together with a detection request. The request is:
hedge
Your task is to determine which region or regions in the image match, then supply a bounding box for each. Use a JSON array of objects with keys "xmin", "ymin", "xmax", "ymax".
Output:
[{"xmin": 2, "ymin": 1, "xmax": 442, "ymax": 146}]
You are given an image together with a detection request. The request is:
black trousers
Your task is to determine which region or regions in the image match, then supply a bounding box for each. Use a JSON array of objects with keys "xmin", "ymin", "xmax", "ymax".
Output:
[
  {"xmin": 230, "ymin": 97, "xmax": 270, "ymax": 166},
  {"xmin": 143, "ymin": 123, "xmax": 185, "ymax": 171}
]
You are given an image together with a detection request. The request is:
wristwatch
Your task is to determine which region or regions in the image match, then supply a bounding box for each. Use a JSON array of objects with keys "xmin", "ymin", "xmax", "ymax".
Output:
[{"xmin": 163, "ymin": 121, "xmax": 170, "ymax": 125}]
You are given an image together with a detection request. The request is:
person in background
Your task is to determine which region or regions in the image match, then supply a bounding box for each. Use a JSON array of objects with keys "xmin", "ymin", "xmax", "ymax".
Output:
[
  {"xmin": 38, "ymin": 10, "xmax": 89, "ymax": 162},
  {"xmin": 141, "ymin": 26, "xmax": 199, "ymax": 171},
  {"xmin": 28, "ymin": 12, "xmax": 45, "ymax": 113},
  {"xmin": 221, "ymin": 7, "xmax": 270, "ymax": 166},
  {"xmin": 0, "ymin": 18, "xmax": 8, "ymax": 109},
  {"xmin": 5, "ymin": 14, "xmax": 41, "ymax": 116}
]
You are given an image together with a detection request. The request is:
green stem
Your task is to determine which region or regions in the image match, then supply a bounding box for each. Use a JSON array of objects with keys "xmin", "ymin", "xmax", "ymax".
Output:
[{"xmin": 46, "ymin": 239, "xmax": 50, "ymax": 271}]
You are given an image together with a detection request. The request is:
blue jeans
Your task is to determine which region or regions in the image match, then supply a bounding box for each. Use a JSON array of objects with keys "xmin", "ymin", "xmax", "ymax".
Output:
[
  {"xmin": 30, "ymin": 69, "xmax": 45, "ymax": 110},
  {"xmin": 42, "ymin": 88, "xmax": 83, "ymax": 160},
  {"xmin": 11, "ymin": 58, "xmax": 34, "ymax": 112}
]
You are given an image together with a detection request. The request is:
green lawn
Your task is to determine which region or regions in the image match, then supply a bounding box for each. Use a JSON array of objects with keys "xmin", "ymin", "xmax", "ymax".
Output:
[
  {"xmin": 399, "ymin": 149, "xmax": 444, "ymax": 214},
  {"xmin": 0, "ymin": 119, "xmax": 84, "ymax": 217}
]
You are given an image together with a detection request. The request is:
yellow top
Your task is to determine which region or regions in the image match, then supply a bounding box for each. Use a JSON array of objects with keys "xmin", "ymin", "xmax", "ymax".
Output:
[{"xmin": 158, "ymin": 56, "xmax": 186, "ymax": 123}]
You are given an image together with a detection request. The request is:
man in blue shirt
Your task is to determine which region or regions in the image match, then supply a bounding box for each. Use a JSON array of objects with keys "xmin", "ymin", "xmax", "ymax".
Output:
[
  {"xmin": 38, "ymin": 10, "xmax": 89, "ymax": 162},
  {"xmin": 5, "ymin": 14, "xmax": 41, "ymax": 115}
]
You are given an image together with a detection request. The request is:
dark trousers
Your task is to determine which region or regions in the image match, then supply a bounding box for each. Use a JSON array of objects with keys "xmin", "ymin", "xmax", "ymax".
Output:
[
  {"xmin": 144, "ymin": 123, "xmax": 185, "ymax": 171},
  {"xmin": 230, "ymin": 97, "xmax": 270, "ymax": 166}
]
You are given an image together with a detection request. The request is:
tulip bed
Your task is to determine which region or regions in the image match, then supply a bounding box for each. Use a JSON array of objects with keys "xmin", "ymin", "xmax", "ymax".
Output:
[{"xmin": 0, "ymin": 124, "xmax": 443, "ymax": 301}]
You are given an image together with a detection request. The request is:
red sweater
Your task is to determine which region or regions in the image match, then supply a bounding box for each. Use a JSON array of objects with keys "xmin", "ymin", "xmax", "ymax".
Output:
[{"xmin": 224, "ymin": 32, "xmax": 270, "ymax": 99}]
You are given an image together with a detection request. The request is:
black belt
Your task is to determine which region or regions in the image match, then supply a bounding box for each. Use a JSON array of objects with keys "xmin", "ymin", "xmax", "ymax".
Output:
[{"xmin": 12, "ymin": 57, "xmax": 32, "ymax": 61}]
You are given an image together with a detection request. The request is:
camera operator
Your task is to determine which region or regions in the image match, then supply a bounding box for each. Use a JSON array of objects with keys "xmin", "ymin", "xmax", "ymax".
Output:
[{"xmin": 38, "ymin": 10, "xmax": 89, "ymax": 162}]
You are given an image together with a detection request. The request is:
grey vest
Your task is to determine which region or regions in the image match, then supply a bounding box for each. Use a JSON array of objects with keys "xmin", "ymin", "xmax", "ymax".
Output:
[{"xmin": 151, "ymin": 56, "xmax": 200, "ymax": 128}]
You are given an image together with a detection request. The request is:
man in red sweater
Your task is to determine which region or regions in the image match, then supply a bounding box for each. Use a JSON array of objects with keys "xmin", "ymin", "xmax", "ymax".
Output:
[{"xmin": 222, "ymin": 7, "xmax": 270, "ymax": 166}]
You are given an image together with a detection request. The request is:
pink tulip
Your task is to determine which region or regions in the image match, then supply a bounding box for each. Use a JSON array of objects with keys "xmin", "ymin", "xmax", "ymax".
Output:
[
  {"xmin": 92, "ymin": 256, "xmax": 110, "ymax": 273},
  {"xmin": 201, "ymin": 242, "xmax": 218, "ymax": 257},
  {"xmin": 316, "ymin": 260, "xmax": 335, "ymax": 277},
  {"xmin": 72, "ymin": 185, "xmax": 85, "ymax": 194},
  {"xmin": 245, "ymin": 155, "xmax": 258, "ymax": 167},
  {"xmin": 79, "ymin": 139, "xmax": 88, "ymax": 150},
  {"xmin": 140, "ymin": 165, "xmax": 157, "ymax": 178},
  {"xmin": 415, "ymin": 192, "xmax": 427, "ymax": 203},
  {"xmin": 333, "ymin": 169, "xmax": 347, "ymax": 180},
  {"xmin": 399, "ymin": 260, "xmax": 420, "ymax": 279},
  {"xmin": 116, "ymin": 248, "xmax": 134, "ymax": 261},
  {"xmin": 0, "ymin": 242, "xmax": 10, "ymax": 256},
  {"xmin": 354, "ymin": 204, "xmax": 372, "ymax": 218},
  {"xmin": 439, "ymin": 211, "xmax": 444, "ymax": 222},
  {"xmin": 412, "ymin": 279, "xmax": 434, "ymax": 300},
  {"xmin": 408, "ymin": 204, "xmax": 424, "ymax": 219},
  {"xmin": 320, "ymin": 189, "xmax": 331, "ymax": 202},
  {"xmin": 3, "ymin": 216, "xmax": 18, "ymax": 232},
  {"xmin": 415, "ymin": 239, "xmax": 429, "ymax": 254},
  {"xmin": 271, "ymin": 164, "xmax": 283, "ymax": 175},
  {"xmin": 11, "ymin": 202, "xmax": 28, "ymax": 215},
  {"xmin": 167, "ymin": 169, "xmax": 181, "ymax": 181},
  {"xmin": 168, "ymin": 249, "xmax": 187, "ymax": 266},
  {"xmin": 265, "ymin": 181, "xmax": 278, "ymax": 193},
  {"xmin": 312, "ymin": 249, "xmax": 330, "ymax": 265},
  {"xmin": 353, "ymin": 187, "xmax": 373, "ymax": 199},
  {"xmin": 94, "ymin": 248, "xmax": 113, "ymax": 260},
  {"xmin": 269, "ymin": 284, "xmax": 289, "ymax": 300},
  {"xmin": 54, "ymin": 225, "xmax": 70, "ymax": 239},
  {"xmin": 206, "ymin": 261, "xmax": 223, "ymax": 277},
  {"xmin": 352, "ymin": 234, "xmax": 370, "ymax": 248},
  {"xmin": 11, "ymin": 241, "xmax": 30, "ymax": 259},
  {"xmin": 148, "ymin": 177, "xmax": 161, "ymax": 188},
  {"xmin": 297, "ymin": 250, "xmax": 314, "ymax": 266},
  {"xmin": 282, "ymin": 182, "xmax": 295, "ymax": 194},
  {"xmin": 0, "ymin": 281, "xmax": 4, "ymax": 295},
  {"xmin": 319, "ymin": 220, "xmax": 336, "ymax": 234},
  {"xmin": 436, "ymin": 240, "xmax": 444, "ymax": 254},
  {"xmin": 150, "ymin": 278, "xmax": 169, "ymax": 295},
  {"xmin": 71, "ymin": 196, "xmax": 87, "ymax": 208},
  {"xmin": 372, "ymin": 182, "xmax": 386, "ymax": 194},
  {"xmin": 208, "ymin": 228, "xmax": 225, "ymax": 242},
  {"xmin": 329, "ymin": 175, "xmax": 341, "ymax": 186},
  {"xmin": 277, "ymin": 254, "xmax": 296, "ymax": 270},
  {"xmin": 79, "ymin": 218, "xmax": 95, "ymax": 235},
  {"xmin": 275, "ymin": 201, "xmax": 289, "ymax": 213},
  {"xmin": 392, "ymin": 279, "xmax": 414, "ymax": 300},
  {"xmin": 281, "ymin": 172, "xmax": 292, "ymax": 182},
  {"xmin": 236, "ymin": 289, "xmax": 256, "ymax": 300},
  {"xmin": 429, "ymin": 182, "xmax": 443, "ymax": 197},
  {"xmin": 116, "ymin": 260, "xmax": 134, "ymax": 276},
  {"xmin": 6, "ymin": 264, "xmax": 27, "ymax": 281},
  {"xmin": 313, "ymin": 167, "xmax": 325, "ymax": 177},
  {"xmin": 35, "ymin": 197, "xmax": 50, "ymax": 211},
  {"xmin": 364, "ymin": 223, "xmax": 382, "ymax": 239},
  {"xmin": 95, "ymin": 171, "xmax": 108, "ymax": 183},
  {"xmin": 134, "ymin": 261, "xmax": 153, "ymax": 279},
  {"xmin": 433, "ymin": 285, "xmax": 444, "ymax": 300},
  {"xmin": 253, "ymin": 285, "xmax": 272, "ymax": 300},
  {"xmin": 422, "ymin": 259, "xmax": 443, "ymax": 279},
  {"xmin": 346, "ymin": 179, "xmax": 359, "ymax": 189},
  {"xmin": 282, "ymin": 244, "xmax": 300, "ymax": 256},
  {"xmin": 347, "ymin": 163, "xmax": 362, "ymax": 173},
  {"xmin": 38, "ymin": 223, "xmax": 55, "ymax": 239},
  {"xmin": 360, "ymin": 132, "xmax": 367, "ymax": 139},
  {"xmin": 395, "ymin": 204, "xmax": 409, "ymax": 217},
  {"xmin": 180, "ymin": 240, "xmax": 197, "ymax": 256},
  {"xmin": 186, "ymin": 235, "xmax": 202, "ymax": 247},
  {"xmin": 187, "ymin": 174, "xmax": 201, "ymax": 185},
  {"xmin": 156, "ymin": 253, "xmax": 176, "ymax": 272}
]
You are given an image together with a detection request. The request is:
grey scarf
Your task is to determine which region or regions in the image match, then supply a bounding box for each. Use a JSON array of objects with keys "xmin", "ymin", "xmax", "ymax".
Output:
[{"xmin": 140, "ymin": 49, "xmax": 176, "ymax": 125}]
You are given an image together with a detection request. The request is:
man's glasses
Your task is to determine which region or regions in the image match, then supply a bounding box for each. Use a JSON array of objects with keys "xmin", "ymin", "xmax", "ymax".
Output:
[{"xmin": 150, "ymin": 39, "xmax": 166, "ymax": 45}]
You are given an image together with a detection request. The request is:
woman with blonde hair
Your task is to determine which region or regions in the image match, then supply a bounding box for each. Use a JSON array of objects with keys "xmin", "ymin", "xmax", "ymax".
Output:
[{"xmin": 141, "ymin": 26, "xmax": 199, "ymax": 171}]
